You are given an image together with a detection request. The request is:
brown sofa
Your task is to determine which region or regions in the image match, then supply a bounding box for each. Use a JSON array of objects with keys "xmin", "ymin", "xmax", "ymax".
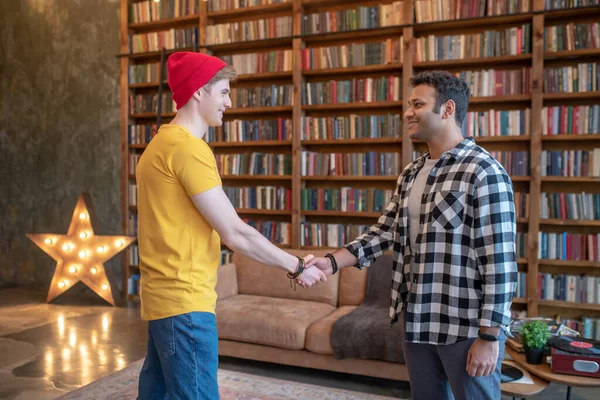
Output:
[{"xmin": 215, "ymin": 249, "xmax": 409, "ymax": 381}]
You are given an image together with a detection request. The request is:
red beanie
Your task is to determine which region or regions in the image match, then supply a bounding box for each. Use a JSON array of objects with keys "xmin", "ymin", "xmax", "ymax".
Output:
[{"xmin": 167, "ymin": 52, "xmax": 227, "ymax": 109}]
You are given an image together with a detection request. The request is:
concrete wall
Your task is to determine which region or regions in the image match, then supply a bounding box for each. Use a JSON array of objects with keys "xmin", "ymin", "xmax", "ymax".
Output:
[{"xmin": 0, "ymin": 0, "xmax": 124, "ymax": 301}]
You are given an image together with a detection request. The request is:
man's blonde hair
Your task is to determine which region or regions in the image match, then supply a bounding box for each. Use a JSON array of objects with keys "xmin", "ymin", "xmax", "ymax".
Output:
[{"xmin": 202, "ymin": 65, "xmax": 237, "ymax": 92}]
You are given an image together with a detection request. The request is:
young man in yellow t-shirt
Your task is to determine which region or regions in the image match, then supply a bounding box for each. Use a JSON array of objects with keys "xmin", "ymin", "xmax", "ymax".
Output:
[{"xmin": 135, "ymin": 52, "xmax": 326, "ymax": 400}]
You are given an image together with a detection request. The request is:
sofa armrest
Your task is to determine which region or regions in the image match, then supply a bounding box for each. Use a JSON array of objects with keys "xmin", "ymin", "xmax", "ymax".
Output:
[{"xmin": 216, "ymin": 263, "xmax": 238, "ymax": 301}]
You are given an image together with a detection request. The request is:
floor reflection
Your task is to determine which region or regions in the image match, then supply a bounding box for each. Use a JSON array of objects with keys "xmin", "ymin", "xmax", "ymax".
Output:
[{"xmin": 6, "ymin": 305, "xmax": 147, "ymax": 389}]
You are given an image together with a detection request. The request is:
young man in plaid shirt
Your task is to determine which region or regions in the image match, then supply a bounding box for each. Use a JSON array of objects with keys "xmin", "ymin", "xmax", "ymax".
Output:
[{"xmin": 306, "ymin": 71, "xmax": 518, "ymax": 400}]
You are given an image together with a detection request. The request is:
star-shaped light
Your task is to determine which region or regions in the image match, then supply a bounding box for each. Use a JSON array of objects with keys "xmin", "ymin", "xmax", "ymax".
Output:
[{"xmin": 26, "ymin": 193, "xmax": 135, "ymax": 306}]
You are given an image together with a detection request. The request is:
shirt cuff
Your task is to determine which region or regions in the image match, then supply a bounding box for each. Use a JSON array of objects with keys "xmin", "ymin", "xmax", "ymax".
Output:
[
  {"xmin": 344, "ymin": 241, "xmax": 371, "ymax": 270},
  {"xmin": 479, "ymin": 305, "xmax": 510, "ymax": 328}
]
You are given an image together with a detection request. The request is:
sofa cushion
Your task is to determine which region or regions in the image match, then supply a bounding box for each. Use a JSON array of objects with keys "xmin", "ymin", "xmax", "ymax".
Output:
[
  {"xmin": 216, "ymin": 294, "xmax": 335, "ymax": 350},
  {"xmin": 233, "ymin": 249, "xmax": 339, "ymax": 306},
  {"xmin": 215, "ymin": 263, "xmax": 238, "ymax": 301},
  {"xmin": 305, "ymin": 306, "xmax": 357, "ymax": 355},
  {"xmin": 339, "ymin": 266, "xmax": 367, "ymax": 306}
]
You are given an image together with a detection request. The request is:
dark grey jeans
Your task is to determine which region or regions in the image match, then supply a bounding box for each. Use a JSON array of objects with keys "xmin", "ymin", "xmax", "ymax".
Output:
[{"xmin": 403, "ymin": 331, "xmax": 506, "ymax": 400}]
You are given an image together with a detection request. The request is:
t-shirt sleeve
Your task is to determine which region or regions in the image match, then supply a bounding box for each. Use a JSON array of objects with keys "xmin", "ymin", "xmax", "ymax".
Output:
[{"xmin": 171, "ymin": 139, "xmax": 221, "ymax": 196}]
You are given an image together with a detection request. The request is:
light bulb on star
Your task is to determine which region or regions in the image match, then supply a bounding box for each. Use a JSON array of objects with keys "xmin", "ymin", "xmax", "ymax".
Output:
[{"xmin": 26, "ymin": 193, "xmax": 136, "ymax": 306}]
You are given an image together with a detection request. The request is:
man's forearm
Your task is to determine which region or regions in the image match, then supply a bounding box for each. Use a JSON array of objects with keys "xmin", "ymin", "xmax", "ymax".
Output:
[
  {"xmin": 225, "ymin": 223, "xmax": 298, "ymax": 273},
  {"xmin": 331, "ymin": 248, "xmax": 358, "ymax": 270},
  {"xmin": 479, "ymin": 326, "xmax": 501, "ymax": 336}
]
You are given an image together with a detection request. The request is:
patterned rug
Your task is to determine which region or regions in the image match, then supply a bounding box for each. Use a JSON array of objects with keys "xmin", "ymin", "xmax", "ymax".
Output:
[{"xmin": 58, "ymin": 359, "xmax": 399, "ymax": 400}]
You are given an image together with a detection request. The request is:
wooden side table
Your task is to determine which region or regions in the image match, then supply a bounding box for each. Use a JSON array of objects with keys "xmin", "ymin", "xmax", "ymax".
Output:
[
  {"xmin": 501, "ymin": 360, "xmax": 549, "ymax": 399},
  {"xmin": 506, "ymin": 347, "xmax": 600, "ymax": 400}
]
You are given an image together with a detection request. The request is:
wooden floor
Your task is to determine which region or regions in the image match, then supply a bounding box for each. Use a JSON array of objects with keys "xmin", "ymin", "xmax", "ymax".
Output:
[{"xmin": 0, "ymin": 286, "xmax": 598, "ymax": 400}]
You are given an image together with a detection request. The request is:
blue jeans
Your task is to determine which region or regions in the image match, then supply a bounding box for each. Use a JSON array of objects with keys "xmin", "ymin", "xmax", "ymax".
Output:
[{"xmin": 137, "ymin": 312, "xmax": 219, "ymax": 400}]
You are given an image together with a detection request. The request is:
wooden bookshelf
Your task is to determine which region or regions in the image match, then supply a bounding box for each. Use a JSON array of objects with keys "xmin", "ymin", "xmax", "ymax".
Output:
[{"xmin": 119, "ymin": 0, "xmax": 600, "ymax": 325}]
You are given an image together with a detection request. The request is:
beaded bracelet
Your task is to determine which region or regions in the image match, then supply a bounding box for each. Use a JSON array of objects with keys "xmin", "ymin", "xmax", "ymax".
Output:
[
  {"xmin": 287, "ymin": 257, "xmax": 305, "ymax": 290},
  {"xmin": 325, "ymin": 253, "xmax": 339, "ymax": 275}
]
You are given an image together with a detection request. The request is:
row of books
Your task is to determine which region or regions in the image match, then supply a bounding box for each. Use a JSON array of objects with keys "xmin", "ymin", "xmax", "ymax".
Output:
[
  {"xmin": 125, "ymin": 149, "xmax": 533, "ymax": 180},
  {"xmin": 461, "ymin": 109, "xmax": 531, "ymax": 138},
  {"xmin": 300, "ymin": 152, "xmax": 401, "ymax": 177},
  {"xmin": 543, "ymin": 63, "xmax": 599, "ymax": 93},
  {"xmin": 542, "ymin": 105, "xmax": 600, "ymax": 135},
  {"xmin": 129, "ymin": 0, "xmax": 198, "ymax": 24},
  {"xmin": 297, "ymin": 223, "xmax": 528, "ymax": 250},
  {"xmin": 488, "ymin": 151, "xmax": 529, "ymax": 176},
  {"xmin": 540, "ymin": 149, "xmax": 600, "ymax": 177},
  {"xmin": 129, "ymin": 93, "xmax": 175, "ymax": 114},
  {"xmin": 301, "ymin": 188, "xmax": 394, "ymax": 213},
  {"xmin": 510, "ymin": 316, "xmax": 600, "ymax": 341},
  {"xmin": 541, "ymin": 192, "xmax": 600, "ymax": 220},
  {"xmin": 456, "ymin": 67, "xmax": 531, "ymax": 97},
  {"xmin": 300, "ymin": 222, "xmax": 369, "ymax": 247},
  {"xmin": 207, "ymin": 16, "xmax": 292, "ymax": 45},
  {"xmin": 546, "ymin": 0, "xmax": 598, "ymax": 10},
  {"xmin": 538, "ymin": 273, "xmax": 600, "ymax": 304},
  {"xmin": 128, "ymin": 124, "xmax": 158, "ymax": 145},
  {"xmin": 231, "ymin": 85, "xmax": 294, "ymax": 108},
  {"xmin": 303, "ymin": 77, "xmax": 401, "ymax": 105},
  {"xmin": 129, "ymin": 62, "xmax": 161, "ymax": 85},
  {"xmin": 125, "ymin": 181, "xmax": 530, "ymax": 224},
  {"xmin": 130, "ymin": 0, "xmax": 596, "ymax": 24},
  {"xmin": 208, "ymin": 0, "xmax": 288, "ymax": 13},
  {"xmin": 577, "ymin": 317, "xmax": 600, "ymax": 340},
  {"xmin": 414, "ymin": 24, "xmax": 532, "ymax": 62},
  {"xmin": 129, "ymin": 27, "xmax": 198, "ymax": 54},
  {"xmin": 301, "ymin": 114, "xmax": 401, "ymax": 140},
  {"xmin": 544, "ymin": 22, "xmax": 600, "ymax": 53},
  {"xmin": 224, "ymin": 186, "xmax": 291, "ymax": 210},
  {"xmin": 301, "ymin": 39, "xmax": 401, "ymax": 70},
  {"xmin": 538, "ymin": 232, "xmax": 600, "ymax": 261},
  {"xmin": 206, "ymin": 118, "xmax": 292, "ymax": 142},
  {"xmin": 414, "ymin": 0, "xmax": 530, "ymax": 23},
  {"xmin": 301, "ymin": 2, "xmax": 404, "ymax": 35},
  {"xmin": 220, "ymin": 50, "xmax": 292, "ymax": 75},
  {"xmin": 202, "ymin": 0, "xmax": 595, "ymax": 15},
  {"xmin": 216, "ymin": 153, "xmax": 293, "ymax": 176},
  {"xmin": 127, "ymin": 8, "xmax": 600, "ymax": 54},
  {"xmin": 243, "ymin": 219, "xmax": 291, "ymax": 245}
]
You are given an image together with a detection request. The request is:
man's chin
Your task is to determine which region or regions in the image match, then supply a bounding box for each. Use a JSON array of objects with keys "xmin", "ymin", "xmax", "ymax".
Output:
[{"xmin": 408, "ymin": 131, "xmax": 421, "ymax": 141}]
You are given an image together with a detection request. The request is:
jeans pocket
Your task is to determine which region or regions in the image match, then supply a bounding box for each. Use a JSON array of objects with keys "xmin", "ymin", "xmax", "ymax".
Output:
[{"xmin": 150, "ymin": 317, "xmax": 176, "ymax": 360}]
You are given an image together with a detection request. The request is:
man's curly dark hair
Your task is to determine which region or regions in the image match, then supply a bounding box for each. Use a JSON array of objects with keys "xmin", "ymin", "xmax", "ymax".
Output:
[{"xmin": 408, "ymin": 71, "xmax": 470, "ymax": 126}]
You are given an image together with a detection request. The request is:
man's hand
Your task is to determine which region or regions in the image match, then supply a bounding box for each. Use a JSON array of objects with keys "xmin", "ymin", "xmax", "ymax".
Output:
[
  {"xmin": 466, "ymin": 338, "xmax": 499, "ymax": 377},
  {"xmin": 305, "ymin": 256, "xmax": 334, "ymax": 276},
  {"xmin": 294, "ymin": 254, "xmax": 326, "ymax": 288},
  {"xmin": 296, "ymin": 266, "xmax": 327, "ymax": 287}
]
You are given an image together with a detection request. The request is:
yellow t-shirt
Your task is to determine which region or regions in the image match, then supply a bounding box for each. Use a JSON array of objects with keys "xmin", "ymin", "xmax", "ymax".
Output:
[{"xmin": 136, "ymin": 124, "xmax": 222, "ymax": 321}]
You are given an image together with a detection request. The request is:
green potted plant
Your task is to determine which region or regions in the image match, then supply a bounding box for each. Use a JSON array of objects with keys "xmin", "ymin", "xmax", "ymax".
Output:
[{"xmin": 520, "ymin": 320, "xmax": 551, "ymax": 364}]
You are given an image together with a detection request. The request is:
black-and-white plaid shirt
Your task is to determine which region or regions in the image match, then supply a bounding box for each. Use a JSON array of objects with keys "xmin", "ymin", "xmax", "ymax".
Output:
[{"xmin": 345, "ymin": 137, "xmax": 518, "ymax": 345}]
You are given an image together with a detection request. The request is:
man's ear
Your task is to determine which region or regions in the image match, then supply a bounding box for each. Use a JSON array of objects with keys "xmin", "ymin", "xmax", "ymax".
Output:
[
  {"xmin": 191, "ymin": 89, "xmax": 204, "ymax": 102},
  {"xmin": 442, "ymin": 100, "xmax": 455, "ymax": 119}
]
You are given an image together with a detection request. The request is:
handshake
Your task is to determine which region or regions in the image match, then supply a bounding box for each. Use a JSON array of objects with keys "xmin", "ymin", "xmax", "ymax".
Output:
[{"xmin": 291, "ymin": 254, "xmax": 338, "ymax": 289}]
